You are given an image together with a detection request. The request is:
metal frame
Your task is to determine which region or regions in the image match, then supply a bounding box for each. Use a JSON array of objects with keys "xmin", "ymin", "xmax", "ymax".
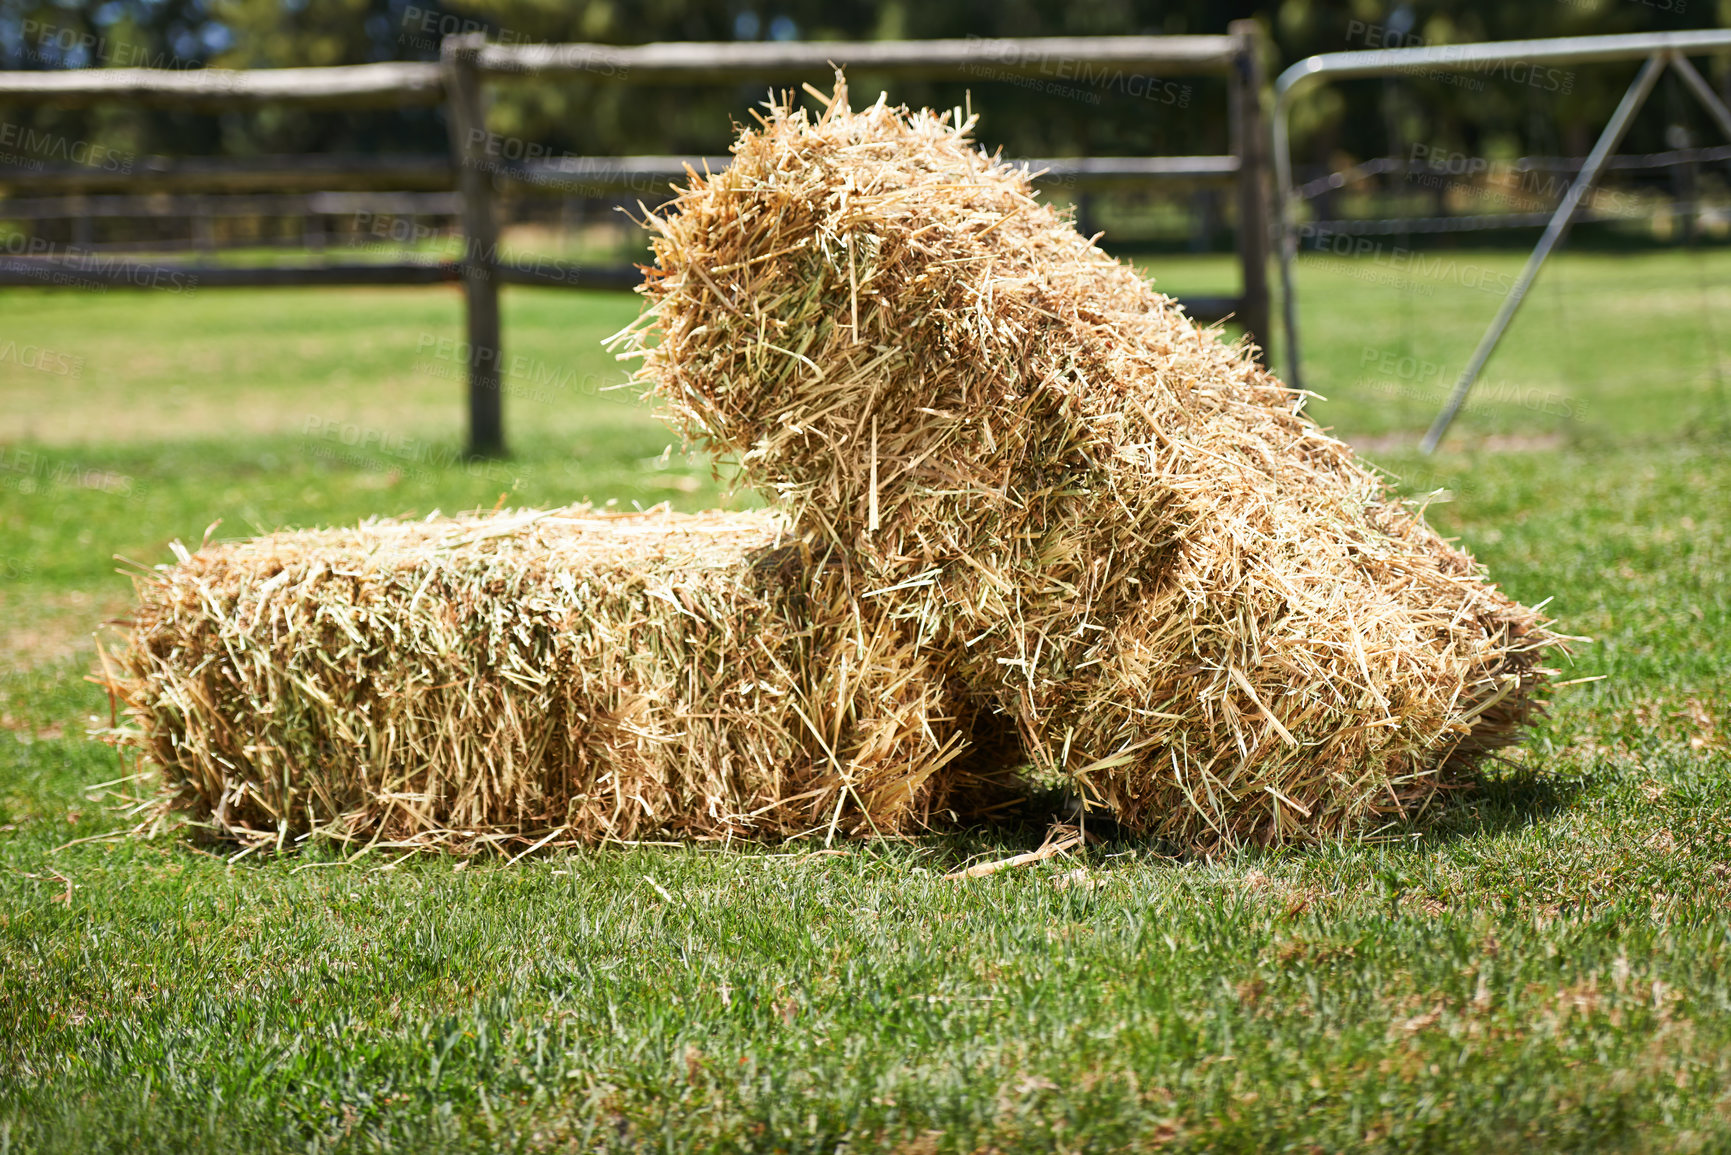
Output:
[{"xmin": 1271, "ymin": 29, "xmax": 1731, "ymax": 450}]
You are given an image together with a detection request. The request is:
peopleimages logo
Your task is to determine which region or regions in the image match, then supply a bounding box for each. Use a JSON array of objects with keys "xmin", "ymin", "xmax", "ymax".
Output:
[
  {"xmin": 0, "ymin": 235, "xmax": 199, "ymax": 294},
  {"xmin": 300, "ymin": 415, "xmax": 520, "ymax": 484},
  {"xmin": 399, "ymin": 6, "xmax": 543, "ymax": 51},
  {"xmin": 0, "ymin": 340, "xmax": 84, "ymax": 378},
  {"xmin": 17, "ymin": 19, "xmax": 213, "ymax": 72},
  {"xmin": 412, "ymin": 333, "xmax": 620, "ymax": 405},
  {"xmin": 961, "ymin": 35, "xmax": 1193, "ymax": 107},
  {"xmin": 1297, "ymin": 225, "xmax": 1521, "ymax": 298},
  {"xmin": 455, "ymin": 129, "xmax": 681, "ymax": 196},
  {"xmin": 0, "ymin": 122, "xmax": 134, "ymax": 173},
  {"xmin": 1406, "ymin": 143, "xmax": 1635, "ymax": 215},
  {"xmin": 1355, "ymin": 345, "xmax": 1587, "ymax": 421},
  {"xmin": 1343, "ymin": 20, "xmax": 1574, "ymax": 95},
  {"xmin": 396, "ymin": 5, "xmax": 627, "ymax": 76},
  {"xmin": 0, "ymin": 447, "xmax": 142, "ymax": 499}
]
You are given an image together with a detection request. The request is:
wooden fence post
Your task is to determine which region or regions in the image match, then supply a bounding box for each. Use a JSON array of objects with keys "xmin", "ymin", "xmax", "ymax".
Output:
[
  {"xmin": 1228, "ymin": 19, "xmax": 1272, "ymax": 365},
  {"xmin": 441, "ymin": 32, "xmax": 505, "ymax": 458}
]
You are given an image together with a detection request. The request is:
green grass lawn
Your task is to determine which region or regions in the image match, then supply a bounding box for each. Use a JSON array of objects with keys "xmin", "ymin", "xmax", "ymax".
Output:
[{"xmin": 2, "ymin": 247, "xmax": 1730, "ymax": 1152}]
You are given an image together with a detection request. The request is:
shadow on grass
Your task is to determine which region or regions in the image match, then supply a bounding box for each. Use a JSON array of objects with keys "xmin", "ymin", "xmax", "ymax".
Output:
[
  {"xmin": 1399, "ymin": 763, "xmax": 1594, "ymax": 849},
  {"xmin": 915, "ymin": 788, "xmax": 1188, "ymax": 875},
  {"xmin": 921, "ymin": 762, "xmax": 1596, "ymax": 875}
]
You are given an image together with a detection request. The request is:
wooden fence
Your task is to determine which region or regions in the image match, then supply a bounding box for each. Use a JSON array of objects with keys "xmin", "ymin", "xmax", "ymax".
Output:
[{"xmin": 0, "ymin": 29, "xmax": 1272, "ymax": 456}]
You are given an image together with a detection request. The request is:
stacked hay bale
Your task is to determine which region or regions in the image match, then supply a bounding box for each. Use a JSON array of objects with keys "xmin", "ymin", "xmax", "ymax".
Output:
[
  {"xmin": 111, "ymin": 505, "xmax": 1007, "ymax": 851},
  {"xmin": 620, "ymin": 80, "xmax": 1564, "ymax": 847}
]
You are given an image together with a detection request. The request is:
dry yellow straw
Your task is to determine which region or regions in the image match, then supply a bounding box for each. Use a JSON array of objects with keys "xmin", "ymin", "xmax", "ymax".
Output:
[
  {"xmin": 109, "ymin": 505, "xmax": 1014, "ymax": 851},
  {"xmin": 619, "ymin": 76, "xmax": 1566, "ymax": 848}
]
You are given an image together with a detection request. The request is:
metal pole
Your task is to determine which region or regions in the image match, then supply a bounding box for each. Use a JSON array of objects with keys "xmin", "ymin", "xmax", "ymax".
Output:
[
  {"xmin": 1418, "ymin": 52, "xmax": 1667, "ymax": 454},
  {"xmin": 442, "ymin": 33, "xmax": 506, "ymax": 459},
  {"xmin": 1669, "ymin": 52, "xmax": 1731, "ymax": 144}
]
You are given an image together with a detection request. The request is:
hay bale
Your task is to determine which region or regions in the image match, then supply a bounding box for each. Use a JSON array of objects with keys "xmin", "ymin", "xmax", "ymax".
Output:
[
  {"xmin": 619, "ymin": 80, "xmax": 1566, "ymax": 846},
  {"xmin": 110, "ymin": 505, "xmax": 1005, "ymax": 852}
]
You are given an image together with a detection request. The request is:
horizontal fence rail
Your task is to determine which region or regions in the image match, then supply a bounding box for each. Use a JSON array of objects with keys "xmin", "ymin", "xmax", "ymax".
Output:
[
  {"xmin": 1294, "ymin": 143, "xmax": 1731, "ymax": 201},
  {"xmin": 0, "ymin": 249, "xmax": 1240, "ymax": 318},
  {"xmin": 497, "ymin": 153, "xmax": 1243, "ymax": 197},
  {"xmin": 0, "ymin": 155, "xmax": 454, "ymax": 195},
  {"xmin": 474, "ymin": 35, "xmax": 1240, "ymax": 81},
  {"xmin": 0, "ymin": 61, "xmax": 444, "ymax": 108},
  {"xmin": 0, "ymin": 153, "xmax": 1243, "ymax": 200},
  {"xmin": 0, "ymin": 191, "xmax": 461, "ymax": 220},
  {"xmin": 1287, "ymin": 209, "xmax": 1631, "ymax": 236},
  {"xmin": 0, "ymin": 36, "xmax": 1237, "ymax": 103},
  {"xmin": 0, "ymin": 254, "xmax": 649, "ymax": 290},
  {"xmin": 0, "ymin": 254, "xmax": 450, "ymax": 288}
]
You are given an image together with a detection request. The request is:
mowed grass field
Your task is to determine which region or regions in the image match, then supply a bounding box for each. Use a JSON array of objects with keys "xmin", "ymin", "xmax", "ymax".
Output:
[{"xmin": 2, "ymin": 247, "xmax": 1730, "ymax": 1152}]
